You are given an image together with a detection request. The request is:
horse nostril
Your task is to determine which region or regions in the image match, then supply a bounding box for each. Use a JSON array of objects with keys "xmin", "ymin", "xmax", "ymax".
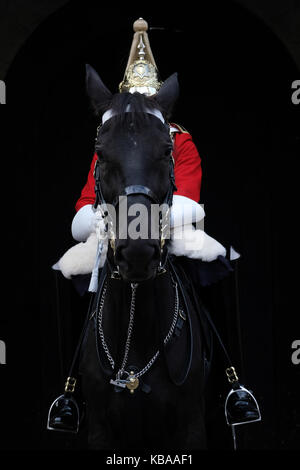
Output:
[
  {"xmin": 115, "ymin": 245, "xmax": 132, "ymax": 271},
  {"xmin": 115, "ymin": 245, "xmax": 125, "ymax": 264},
  {"xmin": 115, "ymin": 242, "xmax": 160, "ymax": 272}
]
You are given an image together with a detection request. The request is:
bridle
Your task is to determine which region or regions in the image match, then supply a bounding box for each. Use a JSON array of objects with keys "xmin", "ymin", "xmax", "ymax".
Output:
[{"xmin": 93, "ymin": 110, "xmax": 177, "ymax": 279}]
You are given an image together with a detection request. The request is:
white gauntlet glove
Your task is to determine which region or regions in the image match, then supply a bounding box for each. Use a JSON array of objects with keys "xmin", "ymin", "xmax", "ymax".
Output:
[
  {"xmin": 72, "ymin": 196, "xmax": 204, "ymax": 241},
  {"xmin": 53, "ymin": 204, "xmax": 107, "ymax": 281},
  {"xmin": 71, "ymin": 204, "xmax": 103, "ymax": 241},
  {"xmin": 169, "ymin": 195, "xmax": 226, "ymax": 261},
  {"xmin": 170, "ymin": 195, "xmax": 205, "ymax": 228}
]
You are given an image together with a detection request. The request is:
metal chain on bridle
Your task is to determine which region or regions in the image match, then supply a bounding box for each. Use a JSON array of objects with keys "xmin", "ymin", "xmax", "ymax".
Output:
[{"xmin": 96, "ymin": 275, "xmax": 180, "ymax": 392}]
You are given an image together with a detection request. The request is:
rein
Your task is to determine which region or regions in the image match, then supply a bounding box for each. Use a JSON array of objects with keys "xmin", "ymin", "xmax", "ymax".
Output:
[{"xmin": 91, "ymin": 258, "xmax": 193, "ymax": 393}]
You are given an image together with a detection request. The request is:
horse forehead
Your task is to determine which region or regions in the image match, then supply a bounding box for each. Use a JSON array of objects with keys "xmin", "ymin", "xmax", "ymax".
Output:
[{"xmin": 111, "ymin": 123, "xmax": 165, "ymax": 149}]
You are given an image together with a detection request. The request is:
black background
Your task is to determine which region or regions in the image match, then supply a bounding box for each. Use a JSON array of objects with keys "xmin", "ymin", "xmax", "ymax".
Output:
[{"xmin": 0, "ymin": 0, "xmax": 299, "ymax": 457}]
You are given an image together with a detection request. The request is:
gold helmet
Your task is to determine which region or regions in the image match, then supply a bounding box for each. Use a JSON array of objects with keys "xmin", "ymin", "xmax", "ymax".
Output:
[{"xmin": 119, "ymin": 18, "xmax": 163, "ymax": 96}]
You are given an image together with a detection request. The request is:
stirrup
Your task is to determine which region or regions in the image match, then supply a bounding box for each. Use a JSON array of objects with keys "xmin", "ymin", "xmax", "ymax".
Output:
[
  {"xmin": 224, "ymin": 367, "xmax": 261, "ymax": 449},
  {"xmin": 47, "ymin": 377, "xmax": 81, "ymax": 434},
  {"xmin": 47, "ymin": 394, "xmax": 80, "ymax": 434}
]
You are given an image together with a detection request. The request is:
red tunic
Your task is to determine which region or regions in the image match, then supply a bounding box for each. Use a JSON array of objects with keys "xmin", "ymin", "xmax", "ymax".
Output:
[{"xmin": 75, "ymin": 125, "xmax": 202, "ymax": 212}]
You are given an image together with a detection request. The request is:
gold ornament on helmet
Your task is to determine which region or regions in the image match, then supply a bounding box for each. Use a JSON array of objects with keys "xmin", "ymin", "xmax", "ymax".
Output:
[{"xmin": 119, "ymin": 18, "xmax": 163, "ymax": 96}]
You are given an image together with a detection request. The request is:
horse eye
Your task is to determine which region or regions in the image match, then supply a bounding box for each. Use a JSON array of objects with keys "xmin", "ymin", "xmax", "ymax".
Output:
[
  {"xmin": 96, "ymin": 147, "xmax": 108, "ymax": 162},
  {"xmin": 98, "ymin": 156, "xmax": 108, "ymax": 165},
  {"xmin": 95, "ymin": 145, "xmax": 102, "ymax": 156}
]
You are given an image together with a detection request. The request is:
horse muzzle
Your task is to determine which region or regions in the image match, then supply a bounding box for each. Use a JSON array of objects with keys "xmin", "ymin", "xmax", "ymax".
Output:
[{"xmin": 114, "ymin": 239, "xmax": 161, "ymax": 282}]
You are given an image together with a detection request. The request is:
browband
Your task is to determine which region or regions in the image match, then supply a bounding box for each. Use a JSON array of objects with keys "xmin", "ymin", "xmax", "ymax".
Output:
[{"xmin": 102, "ymin": 106, "xmax": 165, "ymax": 125}]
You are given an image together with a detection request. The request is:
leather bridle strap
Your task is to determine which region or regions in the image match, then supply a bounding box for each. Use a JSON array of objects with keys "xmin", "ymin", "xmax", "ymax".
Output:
[
  {"xmin": 93, "ymin": 116, "xmax": 177, "ymax": 276},
  {"xmin": 165, "ymin": 256, "xmax": 194, "ymax": 386},
  {"xmin": 111, "ymin": 185, "xmax": 160, "ymax": 208},
  {"xmin": 94, "ymin": 156, "xmax": 175, "ymax": 210},
  {"xmin": 93, "ymin": 153, "xmax": 176, "ymax": 262}
]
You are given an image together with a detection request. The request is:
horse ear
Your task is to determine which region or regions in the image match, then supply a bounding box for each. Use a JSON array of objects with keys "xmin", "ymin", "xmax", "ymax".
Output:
[
  {"xmin": 155, "ymin": 73, "xmax": 179, "ymax": 116},
  {"xmin": 85, "ymin": 64, "xmax": 112, "ymax": 115}
]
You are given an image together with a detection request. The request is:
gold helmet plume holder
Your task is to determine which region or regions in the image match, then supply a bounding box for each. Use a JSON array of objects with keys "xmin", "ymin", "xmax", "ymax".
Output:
[{"xmin": 119, "ymin": 18, "xmax": 162, "ymax": 95}]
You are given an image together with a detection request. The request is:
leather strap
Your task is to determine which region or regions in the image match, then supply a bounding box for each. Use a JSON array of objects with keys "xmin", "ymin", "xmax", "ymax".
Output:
[
  {"xmin": 166, "ymin": 258, "xmax": 194, "ymax": 386},
  {"xmin": 172, "ymin": 257, "xmax": 234, "ymax": 368},
  {"xmin": 111, "ymin": 185, "xmax": 160, "ymax": 207}
]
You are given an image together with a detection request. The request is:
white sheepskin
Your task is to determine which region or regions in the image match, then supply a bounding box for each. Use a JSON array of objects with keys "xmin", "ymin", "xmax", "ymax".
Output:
[
  {"xmin": 168, "ymin": 224, "xmax": 226, "ymax": 261},
  {"xmin": 55, "ymin": 232, "xmax": 99, "ymax": 279},
  {"xmin": 53, "ymin": 224, "xmax": 226, "ymax": 279},
  {"xmin": 53, "ymin": 197, "xmax": 227, "ymax": 279}
]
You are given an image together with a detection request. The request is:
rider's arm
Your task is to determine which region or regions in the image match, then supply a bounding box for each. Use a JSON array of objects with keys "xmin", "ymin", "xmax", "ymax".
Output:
[
  {"xmin": 75, "ymin": 152, "xmax": 98, "ymax": 212},
  {"xmin": 71, "ymin": 127, "xmax": 204, "ymax": 241},
  {"xmin": 171, "ymin": 126, "xmax": 204, "ymax": 227},
  {"xmin": 71, "ymin": 153, "xmax": 98, "ymax": 241},
  {"xmin": 172, "ymin": 127, "xmax": 202, "ymax": 202}
]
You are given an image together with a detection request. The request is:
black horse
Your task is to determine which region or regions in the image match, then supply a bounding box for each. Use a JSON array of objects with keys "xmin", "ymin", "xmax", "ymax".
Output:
[{"xmin": 78, "ymin": 65, "xmax": 211, "ymax": 451}]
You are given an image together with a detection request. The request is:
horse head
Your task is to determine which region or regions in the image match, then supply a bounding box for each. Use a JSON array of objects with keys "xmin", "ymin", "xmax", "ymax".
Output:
[{"xmin": 85, "ymin": 64, "xmax": 179, "ymax": 282}]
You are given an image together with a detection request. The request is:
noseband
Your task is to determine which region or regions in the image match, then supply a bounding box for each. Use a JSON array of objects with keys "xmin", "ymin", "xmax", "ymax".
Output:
[{"xmin": 93, "ymin": 110, "xmax": 177, "ymax": 278}]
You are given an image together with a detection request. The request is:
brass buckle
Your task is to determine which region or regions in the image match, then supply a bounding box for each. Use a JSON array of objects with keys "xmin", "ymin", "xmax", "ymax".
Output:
[
  {"xmin": 109, "ymin": 236, "xmax": 116, "ymax": 255},
  {"xmin": 64, "ymin": 376, "xmax": 77, "ymax": 394},
  {"xmin": 225, "ymin": 366, "xmax": 239, "ymax": 384}
]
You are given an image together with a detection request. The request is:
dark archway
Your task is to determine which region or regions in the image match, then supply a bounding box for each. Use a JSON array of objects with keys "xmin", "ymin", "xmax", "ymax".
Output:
[{"xmin": 1, "ymin": 0, "xmax": 299, "ymax": 451}]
